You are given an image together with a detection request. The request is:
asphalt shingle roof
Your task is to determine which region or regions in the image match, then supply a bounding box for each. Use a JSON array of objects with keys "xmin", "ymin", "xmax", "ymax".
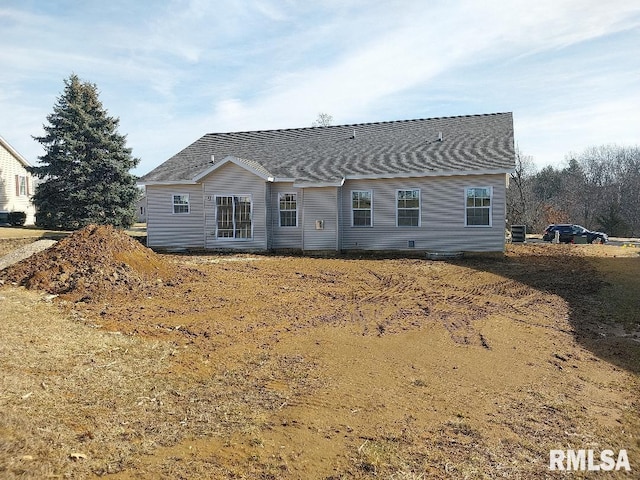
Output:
[{"xmin": 139, "ymin": 112, "xmax": 515, "ymax": 184}]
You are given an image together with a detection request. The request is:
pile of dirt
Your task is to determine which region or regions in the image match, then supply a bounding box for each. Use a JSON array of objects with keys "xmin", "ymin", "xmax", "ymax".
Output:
[{"xmin": 0, "ymin": 224, "xmax": 176, "ymax": 301}]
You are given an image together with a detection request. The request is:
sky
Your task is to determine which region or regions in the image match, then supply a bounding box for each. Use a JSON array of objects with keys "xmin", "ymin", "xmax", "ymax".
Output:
[{"xmin": 1, "ymin": 0, "xmax": 639, "ymax": 177}]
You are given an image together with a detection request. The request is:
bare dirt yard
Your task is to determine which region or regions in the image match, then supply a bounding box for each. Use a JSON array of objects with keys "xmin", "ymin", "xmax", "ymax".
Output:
[{"xmin": 1, "ymin": 226, "xmax": 639, "ymax": 479}]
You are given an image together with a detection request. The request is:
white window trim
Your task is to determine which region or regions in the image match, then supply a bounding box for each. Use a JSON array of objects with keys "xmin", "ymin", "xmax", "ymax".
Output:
[
  {"xmin": 351, "ymin": 190, "xmax": 373, "ymax": 227},
  {"xmin": 464, "ymin": 186, "xmax": 493, "ymax": 227},
  {"xmin": 278, "ymin": 192, "xmax": 298, "ymax": 228},
  {"xmin": 172, "ymin": 193, "xmax": 190, "ymax": 214},
  {"xmin": 214, "ymin": 194, "xmax": 253, "ymax": 240},
  {"xmin": 396, "ymin": 188, "xmax": 421, "ymax": 227},
  {"xmin": 18, "ymin": 176, "xmax": 27, "ymax": 196}
]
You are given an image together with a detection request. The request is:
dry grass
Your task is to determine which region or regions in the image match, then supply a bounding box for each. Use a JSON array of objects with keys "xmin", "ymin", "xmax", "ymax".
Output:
[
  {"xmin": 0, "ymin": 243, "xmax": 639, "ymax": 479},
  {"xmin": 0, "ymin": 289, "xmax": 314, "ymax": 478},
  {"xmin": 0, "ymin": 288, "xmax": 177, "ymax": 477},
  {"xmin": 0, "ymin": 227, "xmax": 57, "ymax": 239}
]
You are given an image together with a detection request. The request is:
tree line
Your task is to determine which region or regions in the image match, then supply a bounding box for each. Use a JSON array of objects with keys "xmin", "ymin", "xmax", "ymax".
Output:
[{"xmin": 508, "ymin": 145, "xmax": 640, "ymax": 236}]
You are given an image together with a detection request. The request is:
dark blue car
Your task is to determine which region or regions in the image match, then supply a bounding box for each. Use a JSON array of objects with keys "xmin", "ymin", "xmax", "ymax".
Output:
[{"xmin": 542, "ymin": 224, "xmax": 608, "ymax": 244}]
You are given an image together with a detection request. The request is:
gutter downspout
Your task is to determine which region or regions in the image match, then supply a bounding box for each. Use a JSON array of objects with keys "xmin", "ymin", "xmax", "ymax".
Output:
[
  {"xmin": 300, "ymin": 188, "xmax": 305, "ymax": 253},
  {"xmin": 144, "ymin": 187, "xmax": 150, "ymax": 247},
  {"xmin": 202, "ymin": 182, "xmax": 207, "ymax": 249},
  {"xmin": 266, "ymin": 181, "xmax": 272, "ymax": 251},
  {"xmin": 336, "ymin": 186, "xmax": 341, "ymax": 252}
]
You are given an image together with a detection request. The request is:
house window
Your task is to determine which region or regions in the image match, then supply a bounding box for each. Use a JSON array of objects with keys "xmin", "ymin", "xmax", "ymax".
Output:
[
  {"xmin": 279, "ymin": 193, "xmax": 297, "ymax": 227},
  {"xmin": 216, "ymin": 195, "xmax": 252, "ymax": 239},
  {"xmin": 465, "ymin": 187, "xmax": 492, "ymax": 226},
  {"xmin": 352, "ymin": 190, "xmax": 372, "ymax": 227},
  {"xmin": 172, "ymin": 194, "xmax": 190, "ymax": 214},
  {"xmin": 16, "ymin": 176, "xmax": 27, "ymax": 196},
  {"xmin": 397, "ymin": 189, "xmax": 420, "ymax": 226}
]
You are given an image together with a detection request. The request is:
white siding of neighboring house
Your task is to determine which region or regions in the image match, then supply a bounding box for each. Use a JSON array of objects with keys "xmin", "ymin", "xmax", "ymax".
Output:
[
  {"xmin": 0, "ymin": 139, "xmax": 36, "ymax": 225},
  {"xmin": 136, "ymin": 195, "xmax": 147, "ymax": 223},
  {"xmin": 146, "ymin": 184, "xmax": 204, "ymax": 249},
  {"xmin": 269, "ymin": 182, "xmax": 302, "ymax": 249},
  {"xmin": 300, "ymin": 186, "xmax": 339, "ymax": 251},
  {"xmin": 202, "ymin": 162, "xmax": 268, "ymax": 250},
  {"xmin": 340, "ymin": 174, "xmax": 507, "ymax": 252}
]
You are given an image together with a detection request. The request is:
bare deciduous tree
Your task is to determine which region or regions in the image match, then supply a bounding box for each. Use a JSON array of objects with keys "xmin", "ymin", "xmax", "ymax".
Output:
[
  {"xmin": 528, "ymin": 145, "xmax": 640, "ymax": 236},
  {"xmin": 311, "ymin": 112, "xmax": 333, "ymax": 127},
  {"xmin": 573, "ymin": 145, "xmax": 640, "ymax": 236},
  {"xmin": 507, "ymin": 147, "xmax": 537, "ymax": 228}
]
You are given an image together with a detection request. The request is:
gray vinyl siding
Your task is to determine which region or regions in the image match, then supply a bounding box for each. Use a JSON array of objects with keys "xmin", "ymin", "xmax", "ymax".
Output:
[
  {"xmin": 202, "ymin": 162, "xmax": 268, "ymax": 250},
  {"xmin": 301, "ymin": 187, "xmax": 338, "ymax": 251},
  {"xmin": 340, "ymin": 174, "xmax": 507, "ymax": 252},
  {"xmin": 146, "ymin": 184, "xmax": 204, "ymax": 249},
  {"xmin": 146, "ymin": 172, "xmax": 506, "ymax": 252},
  {"xmin": 270, "ymin": 182, "xmax": 302, "ymax": 249}
]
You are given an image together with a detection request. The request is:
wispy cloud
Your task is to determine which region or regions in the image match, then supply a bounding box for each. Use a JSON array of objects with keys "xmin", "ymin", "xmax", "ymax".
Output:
[
  {"xmin": 197, "ymin": 1, "xmax": 640, "ymax": 127},
  {"xmin": 0, "ymin": 0, "xmax": 638, "ymax": 173}
]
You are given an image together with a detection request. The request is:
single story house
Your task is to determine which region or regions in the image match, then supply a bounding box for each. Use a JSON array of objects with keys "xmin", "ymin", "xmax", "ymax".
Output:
[
  {"xmin": 138, "ymin": 112, "xmax": 515, "ymax": 253},
  {"xmin": 0, "ymin": 135, "xmax": 36, "ymax": 225}
]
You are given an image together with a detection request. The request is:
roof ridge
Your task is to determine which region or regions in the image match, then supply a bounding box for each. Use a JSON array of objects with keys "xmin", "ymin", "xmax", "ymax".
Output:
[
  {"xmin": 0, "ymin": 134, "xmax": 32, "ymax": 167},
  {"xmin": 204, "ymin": 112, "xmax": 512, "ymax": 136}
]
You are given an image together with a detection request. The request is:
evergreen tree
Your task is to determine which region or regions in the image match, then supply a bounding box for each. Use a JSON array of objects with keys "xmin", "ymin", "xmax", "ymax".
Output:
[{"xmin": 31, "ymin": 74, "xmax": 139, "ymax": 229}]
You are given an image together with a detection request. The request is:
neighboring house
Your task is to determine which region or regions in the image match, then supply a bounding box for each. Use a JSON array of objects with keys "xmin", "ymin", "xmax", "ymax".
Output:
[
  {"xmin": 0, "ymin": 135, "xmax": 36, "ymax": 225},
  {"xmin": 138, "ymin": 112, "xmax": 515, "ymax": 253},
  {"xmin": 136, "ymin": 195, "xmax": 147, "ymax": 223}
]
